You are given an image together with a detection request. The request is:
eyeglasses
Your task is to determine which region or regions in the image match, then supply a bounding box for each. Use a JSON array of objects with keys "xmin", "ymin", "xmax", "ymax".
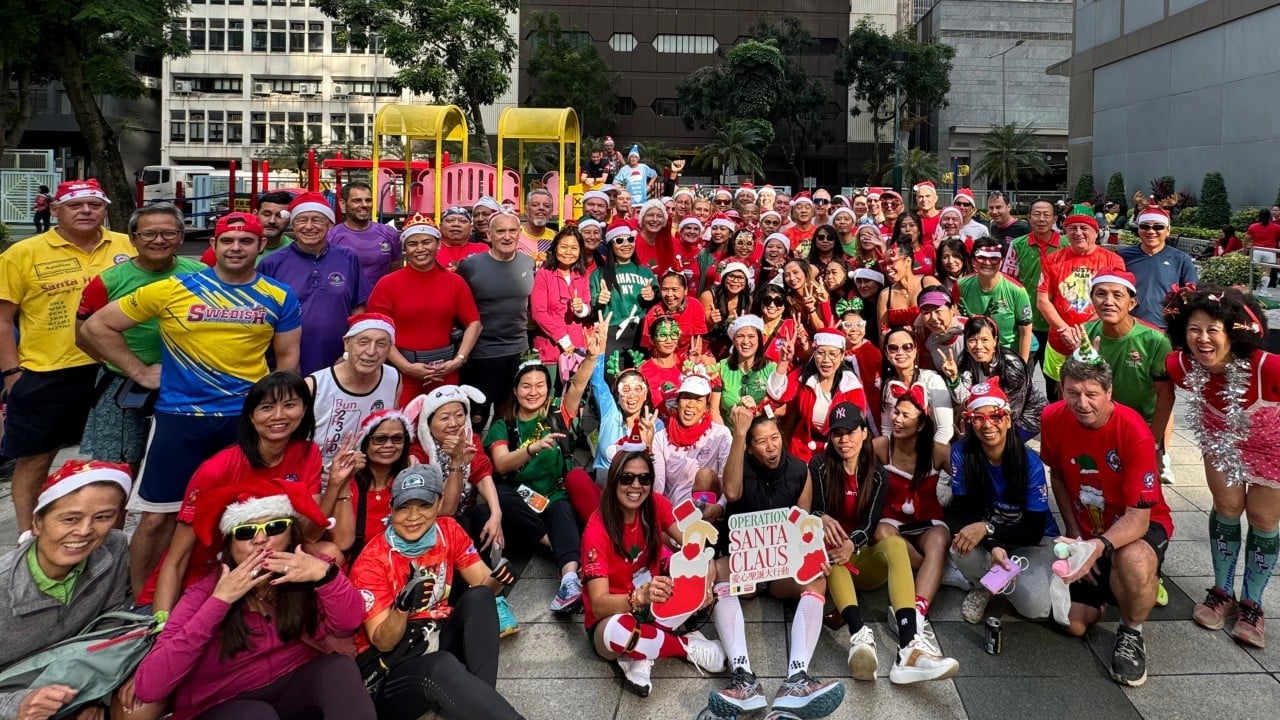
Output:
[
  {"xmin": 370, "ymin": 433, "xmax": 407, "ymax": 446},
  {"xmin": 966, "ymin": 410, "xmax": 1009, "ymax": 427},
  {"xmin": 613, "ymin": 235, "xmax": 636, "ymax": 244},
  {"xmin": 617, "ymin": 471, "xmax": 655, "ymax": 487},
  {"xmin": 886, "ymin": 342, "xmax": 915, "ymax": 353},
  {"xmin": 1138, "ymin": 224, "xmax": 1167, "ymax": 232},
  {"xmin": 229, "ymin": 518, "xmax": 294, "ymax": 541},
  {"xmin": 617, "ymin": 382, "xmax": 648, "ymax": 396},
  {"xmin": 761, "ymin": 296, "xmax": 786, "ymax": 307},
  {"xmin": 883, "ymin": 199, "xmax": 901, "ymax": 208},
  {"xmin": 135, "ymin": 230, "xmax": 183, "ymax": 241},
  {"xmin": 841, "ymin": 319, "xmax": 866, "ymax": 330}
]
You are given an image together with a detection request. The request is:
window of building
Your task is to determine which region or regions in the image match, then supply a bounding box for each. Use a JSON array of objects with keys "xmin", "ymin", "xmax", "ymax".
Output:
[
  {"xmin": 228, "ymin": 112, "xmax": 243, "ymax": 142},
  {"xmin": 615, "ymin": 96, "xmax": 637, "ymax": 115},
  {"xmin": 209, "ymin": 111, "xmax": 224, "ymax": 143},
  {"xmin": 309, "ymin": 22, "xmax": 324, "ymax": 52},
  {"xmin": 306, "ymin": 113, "xmax": 322, "ymax": 143},
  {"xmin": 289, "ymin": 21, "xmax": 305, "ymax": 52},
  {"xmin": 652, "ymin": 34, "xmax": 716, "ymax": 54},
  {"xmin": 134, "ymin": 55, "xmax": 162, "ymax": 76},
  {"xmin": 228, "ymin": 20, "xmax": 244, "ymax": 51},
  {"xmin": 608, "ymin": 33, "xmax": 637, "ymax": 52},
  {"xmin": 269, "ymin": 112, "xmax": 286, "ymax": 143},
  {"xmin": 252, "ymin": 21, "xmax": 267, "ymax": 52},
  {"xmin": 330, "ymin": 114, "xmax": 347, "ymax": 143},
  {"xmin": 169, "ymin": 110, "xmax": 185, "ymax": 142},
  {"xmin": 189, "ymin": 111, "xmax": 205, "ymax": 142},
  {"xmin": 250, "ymin": 112, "xmax": 266, "ymax": 143},
  {"xmin": 188, "ymin": 19, "xmax": 206, "ymax": 51},
  {"xmin": 529, "ymin": 30, "xmax": 591, "ymax": 49},
  {"xmin": 173, "ymin": 77, "xmax": 243, "ymax": 94},
  {"xmin": 651, "ymin": 98, "xmax": 680, "ymax": 117},
  {"xmin": 208, "ymin": 19, "xmax": 225, "ymax": 52},
  {"xmin": 805, "ymin": 37, "xmax": 840, "ymax": 55},
  {"xmin": 270, "ymin": 20, "xmax": 286, "ymax": 53},
  {"xmin": 338, "ymin": 80, "xmax": 397, "ymax": 96},
  {"xmin": 331, "ymin": 23, "xmax": 347, "ymax": 53}
]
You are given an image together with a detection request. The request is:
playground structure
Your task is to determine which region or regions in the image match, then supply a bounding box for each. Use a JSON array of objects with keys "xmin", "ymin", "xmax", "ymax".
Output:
[{"xmin": 137, "ymin": 104, "xmax": 585, "ymax": 228}]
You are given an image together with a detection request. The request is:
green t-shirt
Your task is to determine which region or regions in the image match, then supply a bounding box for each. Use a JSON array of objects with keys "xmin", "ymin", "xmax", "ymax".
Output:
[
  {"xmin": 484, "ymin": 413, "xmax": 570, "ymax": 503},
  {"xmin": 26, "ymin": 545, "xmax": 84, "ymax": 604},
  {"xmin": 257, "ymin": 236, "xmax": 293, "ymax": 266},
  {"xmin": 716, "ymin": 359, "xmax": 777, "ymax": 416},
  {"xmin": 1083, "ymin": 318, "xmax": 1172, "ymax": 423},
  {"xmin": 1008, "ymin": 233, "xmax": 1062, "ymax": 331},
  {"xmin": 81, "ymin": 256, "xmax": 207, "ymax": 373},
  {"xmin": 957, "ymin": 275, "xmax": 1032, "ymax": 351},
  {"xmin": 590, "ymin": 261, "xmax": 656, "ymax": 333}
]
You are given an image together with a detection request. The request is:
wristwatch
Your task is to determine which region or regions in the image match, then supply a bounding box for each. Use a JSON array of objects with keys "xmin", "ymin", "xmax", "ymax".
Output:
[
  {"xmin": 455, "ymin": 353, "xmax": 469, "ymax": 364},
  {"xmin": 984, "ymin": 522, "xmax": 996, "ymax": 537},
  {"xmin": 1098, "ymin": 536, "xmax": 1115, "ymax": 559}
]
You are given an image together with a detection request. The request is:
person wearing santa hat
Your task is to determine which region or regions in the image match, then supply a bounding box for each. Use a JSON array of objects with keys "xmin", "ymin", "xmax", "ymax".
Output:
[
  {"xmin": 694, "ymin": 214, "xmax": 736, "ymax": 294},
  {"xmin": 135, "ymin": 478, "xmax": 374, "ymax": 720},
  {"xmin": 367, "ymin": 212, "xmax": 483, "ymax": 406},
  {"xmin": 258, "ymin": 191, "xmax": 369, "ymax": 375},
  {"xmin": 580, "ymin": 189, "xmax": 612, "ymax": 225},
  {"xmin": 948, "ymin": 379, "xmax": 1060, "ymax": 624},
  {"xmin": 934, "ymin": 205, "xmax": 965, "ymax": 247},
  {"xmin": 700, "ymin": 260, "xmax": 753, "ymax": 356},
  {"xmin": 1035, "ymin": 204, "xmax": 1124, "ymax": 398},
  {"xmin": 1117, "ymin": 204, "xmax": 1198, "ymax": 330},
  {"xmin": 0, "ymin": 460, "xmax": 138, "ymax": 719},
  {"xmin": 591, "ymin": 219, "xmax": 658, "ymax": 355},
  {"xmin": 651, "ymin": 370, "xmax": 733, "ymax": 515},
  {"xmin": 765, "ymin": 325, "xmax": 871, "ymax": 462},
  {"xmin": 347, "ymin": 408, "xmax": 414, "ymax": 560},
  {"xmin": 939, "ymin": 314, "xmax": 1046, "ymax": 442},
  {"xmin": 327, "ymin": 181, "xmax": 402, "ymax": 289},
  {"xmin": 665, "ymin": 216, "xmax": 705, "ymax": 290},
  {"xmin": 468, "ymin": 195, "xmax": 501, "ymax": 243},
  {"xmin": 0, "ymin": 178, "xmax": 133, "ymax": 536},
  {"xmin": 831, "ymin": 206, "xmax": 858, "ymax": 254},
  {"xmin": 670, "ymin": 187, "xmax": 695, "ymax": 221},
  {"xmin": 78, "ymin": 213, "xmax": 303, "ymax": 596},
  {"xmin": 912, "ymin": 181, "xmax": 942, "ymax": 238},
  {"xmin": 711, "ymin": 314, "xmax": 778, "ymax": 424},
  {"xmin": 581, "ymin": 448, "xmax": 726, "ymax": 697},
  {"xmin": 784, "ymin": 192, "xmax": 818, "ymax": 254},
  {"xmin": 758, "ymin": 231, "xmax": 789, "ymax": 286},
  {"xmin": 951, "ymin": 188, "xmax": 989, "ymax": 240},
  {"xmin": 613, "ymin": 146, "xmax": 658, "ymax": 204},
  {"xmin": 307, "ymin": 313, "xmax": 401, "ymax": 473},
  {"xmin": 635, "ymin": 198, "xmax": 672, "ymax": 273}
]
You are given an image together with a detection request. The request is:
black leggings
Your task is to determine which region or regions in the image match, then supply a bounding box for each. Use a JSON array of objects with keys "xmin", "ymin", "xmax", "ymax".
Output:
[
  {"xmin": 1032, "ymin": 329, "xmax": 1058, "ymax": 401},
  {"xmin": 471, "ymin": 485, "xmax": 580, "ymax": 569},
  {"xmin": 375, "ymin": 586, "xmax": 523, "ymax": 720},
  {"xmin": 195, "ymin": 653, "xmax": 374, "ymax": 720}
]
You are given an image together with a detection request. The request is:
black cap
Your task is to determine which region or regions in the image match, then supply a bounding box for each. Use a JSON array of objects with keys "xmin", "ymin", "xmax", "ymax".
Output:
[{"xmin": 827, "ymin": 402, "xmax": 868, "ymax": 434}]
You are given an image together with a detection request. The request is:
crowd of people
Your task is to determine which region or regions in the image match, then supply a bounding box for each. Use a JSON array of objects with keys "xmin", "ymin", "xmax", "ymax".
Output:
[{"xmin": 0, "ymin": 166, "xmax": 1276, "ymax": 720}]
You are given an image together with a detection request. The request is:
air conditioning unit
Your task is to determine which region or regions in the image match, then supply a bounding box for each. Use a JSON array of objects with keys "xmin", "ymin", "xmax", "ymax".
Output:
[
  {"xmin": 252, "ymin": 82, "xmax": 273, "ymax": 96},
  {"xmin": 298, "ymin": 83, "xmax": 318, "ymax": 97},
  {"xmin": 331, "ymin": 84, "xmax": 350, "ymax": 99},
  {"xmin": 172, "ymin": 80, "xmax": 193, "ymax": 95},
  {"xmin": 141, "ymin": 76, "xmax": 161, "ymax": 90}
]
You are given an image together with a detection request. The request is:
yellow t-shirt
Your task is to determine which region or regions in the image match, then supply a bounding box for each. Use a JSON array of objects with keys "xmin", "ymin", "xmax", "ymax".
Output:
[{"xmin": 0, "ymin": 228, "xmax": 134, "ymax": 371}]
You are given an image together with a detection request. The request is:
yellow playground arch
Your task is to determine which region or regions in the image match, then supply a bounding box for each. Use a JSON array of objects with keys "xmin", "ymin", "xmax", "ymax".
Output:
[
  {"xmin": 371, "ymin": 103, "xmax": 469, "ymax": 221},
  {"xmin": 496, "ymin": 107, "xmax": 582, "ymax": 216}
]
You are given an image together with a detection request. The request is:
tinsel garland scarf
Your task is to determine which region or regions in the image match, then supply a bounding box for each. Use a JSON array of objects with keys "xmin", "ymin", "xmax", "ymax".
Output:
[{"xmin": 1182, "ymin": 356, "xmax": 1253, "ymax": 487}]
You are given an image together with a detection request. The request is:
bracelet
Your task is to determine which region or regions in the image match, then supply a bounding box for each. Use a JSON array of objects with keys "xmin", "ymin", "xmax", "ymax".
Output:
[
  {"xmin": 315, "ymin": 563, "xmax": 340, "ymax": 587},
  {"xmin": 153, "ymin": 610, "xmax": 170, "ymax": 625},
  {"xmin": 0, "ymin": 367, "xmax": 20, "ymax": 378},
  {"xmin": 337, "ymin": 494, "xmax": 352, "ymax": 502}
]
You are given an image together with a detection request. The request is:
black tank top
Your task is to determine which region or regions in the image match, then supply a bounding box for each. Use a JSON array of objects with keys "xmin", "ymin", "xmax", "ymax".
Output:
[{"xmin": 727, "ymin": 453, "xmax": 808, "ymax": 517}]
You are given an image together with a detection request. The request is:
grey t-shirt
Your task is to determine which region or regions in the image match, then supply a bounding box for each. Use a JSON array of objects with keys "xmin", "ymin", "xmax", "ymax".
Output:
[{"xmin": 457, "ymin": 251, "xmax": 535, "ymax": 359}]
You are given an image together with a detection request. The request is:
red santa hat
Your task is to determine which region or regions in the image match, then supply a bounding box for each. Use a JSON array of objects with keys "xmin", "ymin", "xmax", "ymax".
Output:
[
  {"xmin": 194, "ymin": 478, "xmax": 333, "ymax": 546},
  {"xmin": 678, "ymin": 215, "xmax": 704, "ymax": 231},
  {"xmin": 1090, "ymin": 270, "xmax": 1138, "ymax": 295},
  {"xmin": 344, "ymin": 312, "xmax": 396, "ymax": 342},
  {"xmin": 619, "ymin": 418, "xmax": 648, "ymax": 453},
  {"xmin": 965, "ymin": 377, "xmax": 1010, "ymax": 412},
  {"xmin": 640, "ymin": 198, "xmax": 668, "ymax": 224},
  {"xmin": 1063, "ymin": 204, "xmax": 1099, "ymax": 231},
  {"xmin": 54, "ymin": 179, "xmax": 110, "ymax": 204},
  {"xmin": 813, "ymin": 327, "xmax": 846, "ymax": 349},
  {"xmin": 35, "ymin": 460, "xmax": 132, "ymax": 516},
  {"xmin": 1137, "ymin": 205, "xmax": 1170, "ymax": 227},
  {"xmin": 353, "ymin": 407, "xmax": 413, "ymax": 449},
  {"xmin": 912, "ymin": 181, "xmax": 936, "ymax": 194},
  {"xmin": 605, "ymin": 219, "xmax": 637, "ymax": 243},
  {"xmin": 214, "ymin": 211, "xmax": 264, "ymax": 239},
  {"xmin": 791, "ymin": 191, "xmax": 814, "ymax": 206},
  {"xmin": 954, "ymin": 188, "xmax": 976, "ymax": 206},
  {"xmin": 939, "ymin": 206, "xmax": 964, "ymax": 223},
  {"xmin": 582, "ymin": 190, "xmax": 611, "ymax": 205},
  {"xmin": 672, "ymin": 187, "xmax": 695, "ymax": 201},
  {"xmin": 852, "ymin": 267, "xmax": 886, "ymax": 285},
  {"xmin": 759, "ymin": 210, "xmax": 782, "ymax": 222},
  {"xmin": 831, "ymin": 207, "xmax": 856, "ymax": 222},
  {"xmin": 714, "ymin": 187, "xmax": 733, "ymax": 199},
  {"xmin": 867, "ymin": 187, "xmax": 884, "ymax": 200},
  {"xmin": 709, "ymin": 214, "xmax": 736, "ymax": 231},
  {"xmin": 287, "ymin": 191, "xmax": 335, "ymax": 224},
  {"xmin": 734, "ymin": 184, "xmax": 757, "ymax": 199}
]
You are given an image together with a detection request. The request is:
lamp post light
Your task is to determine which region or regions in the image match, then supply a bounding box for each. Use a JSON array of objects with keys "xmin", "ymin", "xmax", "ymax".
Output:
[
  {"xmin": 986, "ymin": 40, "xmax": 1025, "ymax": 128},
  {"xmin": 890, "ymin": 50, "xmax": 908, "ymax": 193}
]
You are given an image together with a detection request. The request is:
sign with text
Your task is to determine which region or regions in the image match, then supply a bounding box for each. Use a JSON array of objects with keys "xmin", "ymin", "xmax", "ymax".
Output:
[{"xmin": 727, "ymin": 506, "xmax": 826, "ymax": 596}]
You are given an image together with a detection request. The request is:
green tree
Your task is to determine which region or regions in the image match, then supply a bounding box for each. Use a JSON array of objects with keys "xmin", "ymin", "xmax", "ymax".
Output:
[
  {"xmin": 972, "ymin": 123, "xmax": 1049, "ymax": 193},
  {"xmin": 1105, "ymin": 172, "xmax": 1126, "ymax": 205},
  {"xmin": 1073, "ymin": 173, "xmax": 1095, "ymax": 204},
  {"xmin": 901, "ymin": 149, "xmax": 944, "ymax": 188},
  {"xmin": 693, "ymin": 119, "xmax": 771, "ymax": 184},
  {"xmin": 743, "ymin": 18, "xmax": 833, "ymax": 181},
  {"xmin": 1199, "ymin": 172, "xmax": 1230, "ymax": 229},
  {"xmin": 525, "ymin": 12, "xmax": 618, "ymax": 137},
  {"xmin": 317, "ymin": 0, "xmax": 518, "ymax": 162},
  {"xmin": 835, "ymin": 18, "xmax": 956, "ymax": 179},
  {"xmin": 258, "ymin": 130, "xmax": 328, "ymax": 184}
]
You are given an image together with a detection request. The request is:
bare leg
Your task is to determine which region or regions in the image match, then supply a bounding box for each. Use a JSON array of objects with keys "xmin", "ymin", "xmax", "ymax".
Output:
[
  {"xmin": 912, "ymin": 526, "xmax": 951, "ymax": 605},
  {"xmin": 12, "ymin": 451, "xmax": 57, "ymax": 534},
  {"xmin": 129, "ymin": 512, "xmax": 177, "ymax": 597},
  {"xmin": 1110, "ymin": 542, "xmax": 1159, "ymax": 628}
]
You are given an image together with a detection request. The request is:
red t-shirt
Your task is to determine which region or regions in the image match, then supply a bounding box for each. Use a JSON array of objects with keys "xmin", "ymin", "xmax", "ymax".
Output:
[
  {"xmin": 136, "ymin": 441, "xmax": 323, "ymax": 605},
  {"xmin": 1247, "ymin": 222, "xmax": 1280, "ymax": 250},
  {"xmin": 638, "ymin": 359, "xmax": 685, "ymax": 421},
  {"xmin": 408, "ymin": 434, "xmax": 495, "ymax": 487},
  {"xmin": 580, "ymin": 493, "xmax": 676, "ymax": 628},
  {"xmin": 784, "ymin": 224, "xmax": 816, "ymax": 252},
  {"xmin": 1037, "ymin": 246, "xmax": 1124, "ymax": 329},
  {"xmin": 919, "ymin": 212, "xmax": 940, "ymax": 239},
  {"xmin": 366, "ymin": 264, "xmax": 481, "ymax": 405},
  {"xmin": 635, "ymin": 229, "xmax": 671, "ymax": 275},
  {"xmin": 349, "ymin": 516, "xmax": 481, "ymax": 651},
  {"xmin": 436, "ymin": 242, "xmax": 490, "ymax": 272},
  {"xmin": 1040, "ymin": 401, "xmax": 1173, "ymax": 539}
]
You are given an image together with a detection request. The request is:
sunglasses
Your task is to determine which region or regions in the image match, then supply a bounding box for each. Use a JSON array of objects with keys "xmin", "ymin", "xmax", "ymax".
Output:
[
  {"xmin": 761, "ymin": 296, "xmax": 786, "ymax": 307},
  {"xmin": 966, "ymin": 410, "xmax": 1009, "ymax": 427},
  {"xmin": 1138, "ymin": 224, "xmax": 1167, "ymax": 231},
  {"xmin": 816, "ymin": 234, "xmax": 836, "ymax": 242},
  {"xmin": 886, "ymin": 342, "xmax": 915, "ymax": 353},
  {"xmin": 884, "ymin": 200, "xmax": 901, "ymax": 207},
  {"xmin": 370, "ymin": 433, "xmax": 406, "ymax": 446},
  {"xmin": 714, "ymin": 199, "xmax": 732, "ymax": 206},
  {"xmin": 814, "ymin": 199, "xmax": 831, "ymax": 205},
  {"xmin": 613, "ymin": 235, "xmax": 636, "ymax": 244},
  {"xmin": 618, "ymin": 471, "xmax": 655, "ymax": 487},
  {"xmin": 954, "ymin": 202, "xmax": 973, "ymax": 208},
  {"xmin": 229, "ymin": 518, "xmax": 293, "ymax": 542}
]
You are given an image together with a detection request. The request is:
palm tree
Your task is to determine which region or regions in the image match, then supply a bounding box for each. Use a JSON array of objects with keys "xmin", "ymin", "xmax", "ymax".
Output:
[
  {"xmin": 900, "ymin": 148, "xmax": 944, "ymax": 189},
  {"xmin": 694, "ymin": 120, "xmax": 771, "ymax": 184},
  {"xmin": 974, "ymin": 123, "xmax": 1050, "ymax": 193}
]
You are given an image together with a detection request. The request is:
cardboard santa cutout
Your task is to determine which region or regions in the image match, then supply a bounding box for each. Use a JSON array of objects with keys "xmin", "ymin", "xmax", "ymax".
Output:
[{"xmin": 651, "ymin": 498, "xmax": 718, "ymax": 623}]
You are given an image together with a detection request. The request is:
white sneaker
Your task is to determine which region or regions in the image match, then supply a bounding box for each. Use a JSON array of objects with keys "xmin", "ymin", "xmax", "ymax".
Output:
[
  {"xmin": 617, "ymin": 656, "xmax": 653, "ymax": 697},
  {"xmin": 941, "ymin": 556, "xmax": 972, "ymax": 590},
  {"xmin": 1160, "ymin": 453, "xmax": 1176, "ymax": 485},
  {"xmin": 847, "ymin": 625, "xmax": 878, "ymax": 681},
  {"xmin": 682, "ymin": 631, "xmax": 727, "ymax": 674},
  {"xmin": 889, "ymin": 637, "xmax": 960, "ymax": 685},
  {"xmin": 917, "ymin": 612, "xmax": 942, "ymax": 655}
]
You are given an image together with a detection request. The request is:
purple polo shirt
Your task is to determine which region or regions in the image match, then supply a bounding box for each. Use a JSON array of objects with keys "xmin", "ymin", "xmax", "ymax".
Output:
[
  {"xmin": 327, "ymin": 221, "xmax": 402, "ymax": 288},
  {"xmin": 257, "ymin": 242, "xmax": 370, "ymax": 376}
]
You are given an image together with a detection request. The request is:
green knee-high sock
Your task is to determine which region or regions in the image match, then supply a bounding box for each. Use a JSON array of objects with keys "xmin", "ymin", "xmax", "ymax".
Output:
[
  {"xmin": 1242, "ymin": 527, "xmax": 1280, "ymax": 606},
  {"xmin": 1209, "ymin": 512, "xmax": 1242, "ymax": 596}
]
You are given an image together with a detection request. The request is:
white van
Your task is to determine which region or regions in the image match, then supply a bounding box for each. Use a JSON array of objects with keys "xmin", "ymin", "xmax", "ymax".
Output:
[{"xmin": 138, "ymin": 165, "xmax": 216, "ymax": 207}]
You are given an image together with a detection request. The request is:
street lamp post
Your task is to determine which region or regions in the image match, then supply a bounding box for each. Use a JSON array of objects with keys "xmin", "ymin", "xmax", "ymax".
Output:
[
  {"xmin": 986, "ymin": 40, "xmax": 1025, "ymax": 128},
  {"xmin": 890, "ymin": 50, "xmax": 908, "ymax": 193}
]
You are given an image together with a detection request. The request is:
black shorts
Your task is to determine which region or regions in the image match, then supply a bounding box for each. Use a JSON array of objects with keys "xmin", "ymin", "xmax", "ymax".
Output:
[
  {"xmin": 1069, "ymin": 522, "xmax": 1169, "ymax": 609},
  {"xmin": 459, "ymin": 353, "xmax": 524, "ymax": 422},
  {"xmin": 2, "ymin": 365, "xmax": 100, "ymax": 457}
]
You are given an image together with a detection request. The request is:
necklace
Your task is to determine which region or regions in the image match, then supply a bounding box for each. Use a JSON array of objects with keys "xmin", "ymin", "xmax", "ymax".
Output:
[{"xmin": 1183, "ymin": 356, "xmax": 1252, "ymax": 487}]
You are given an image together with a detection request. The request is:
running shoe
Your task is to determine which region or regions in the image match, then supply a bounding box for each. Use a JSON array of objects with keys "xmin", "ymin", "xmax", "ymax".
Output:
[
  {"xmin": 1231, "ymin": 600, "xmax": 1266, "ymax": 649},
  {"xmin": 889, "ymin": 637, "xmax": 960, "ymax": 684},
  {"xmin": 1155, "ymin": 578, "xmax": 1169, "ymax": 607},
  {"xmin": 1193, "ymin": 587, "xmax": 1238, "ymax": 630},
  {"xmin": 1110, "ymin": 626, "xmax": 1147, "ymax": 687},
  {"xmin": 550, "ymin": 572, "xmax": 583, "ymax": 613},
  {"xmin": 847, "ymin": 625, "xmax": 878, "ymax": 681},
  {"xmin": 917, "ymin": 612, "xmax": 942, "ymax": 656},
  {"xmin": 772, "ymin": 671, "xmax": 845, "ymax": 716},
  {"xmin": 961, "ymin": 588, "xmax": 994, "ymax": 625},
  {"xmin": 682, "ymin": 631, "xmax": 727, "ymax": 674},
  {"xmin": 617, "ymin": 657, "xmax": 653, "ymax": 697},
  {"xmin": 1160, "ymin": 452, "xmax": 1176, "ymax": 485},
  {"xmin": 708, "ymin": 668, "xmax": 768, "ymax": 716},
  {"xmin": 495, "ymin": 596, "xmax": 519, "ymax": 638}
]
